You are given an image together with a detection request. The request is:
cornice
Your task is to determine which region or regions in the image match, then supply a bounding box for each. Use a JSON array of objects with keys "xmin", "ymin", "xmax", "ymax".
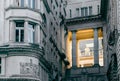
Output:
[
  {"xmin": 66, "ymin": 15, "xmax": 102, "ymax": 25},
  {"xmin": 0, "ymin": 44, "xmax": 43, "ymax": 59}
]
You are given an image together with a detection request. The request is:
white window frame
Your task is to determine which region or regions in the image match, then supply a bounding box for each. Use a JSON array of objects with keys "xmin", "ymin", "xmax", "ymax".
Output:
[{"xmin": 15, "ymin": 22, "xmax": 24, "ymax": 42}]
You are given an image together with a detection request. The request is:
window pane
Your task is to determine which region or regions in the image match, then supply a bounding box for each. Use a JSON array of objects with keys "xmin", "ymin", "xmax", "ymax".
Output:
[
  {"xmin": 0, "ymin": 66, "xmax": 1, "ymax": 74},
  {"xmin": 28, "ymin": 0, "xmax": 31, "ymax": 8},
  {"xmin": 21, "ymin": 0, "xmax": 24, "ymax": 7},
  {"xmin": 97, "ymin": 5, "xmax": 100, "ymax": 14},
  {"xmin": 89, "ymin": 6, "xmax": 92, "ymax": 15},
  {"xmin": 85, "ymin": 7, "xmax": 88, "ymax": 16},
  {"xmin": 16, "ymin": 29, "xmax": 19, "ymax": 42},
  {"xmin": 16, "ymin": 22, "xmax": 24, "ymax": 27},
  {"xmin": 32, "ymin": 0, "xmax": 35, "ymax": 9},
  {"xmin": 76, "ymin": 8, "xmax": 79, "ymax": 16},
  {"xmin": 81, "ymin": 8, "xmax": 84, "ymax": 17},
  {"xmin": 20, "ymin": 30, "xmax": 24, "ymax": 42},
  {"xmin": 70, "ymin": 9, "xmax": 72, "ymax": 18},
  {"xmin": 0, "ymin": 58, "xmax": 1, "ymax": 64}
]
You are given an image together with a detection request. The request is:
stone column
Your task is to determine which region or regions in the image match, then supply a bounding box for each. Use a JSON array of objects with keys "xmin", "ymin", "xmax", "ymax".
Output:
[
  {"xmin": 24, "ymin": 0, "xmax": 28, "ymax": 7},
  {"xmin": 35, "ymin": 24, "xmax": 40, "ymax": 44},
  {"xmin": 10, "ymin": 0, "xmax": 14, "ymax": 7},
  {"xmin": 77, "ymin": 40, "xmax": 80, "ymax": 67},
  {"xmin": 72, "ymin": 30, "xmax": 77, "ymax": 67},
  {"xmin": 24, "ymin": 20, "xmax": 28, "ymax": 43},
  {"xmin": 94, "ymin": 28, "xmax": 99, "ymax": 66},
  {"xmin": 9, "ymin": 20, "xmax": 15, "ymax": 42}
]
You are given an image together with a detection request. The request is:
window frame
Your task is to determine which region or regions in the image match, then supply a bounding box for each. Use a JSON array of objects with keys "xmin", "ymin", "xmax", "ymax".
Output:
[{"xmin": 15, "ymin": 22, "xmax": 24, "ymax": 42}]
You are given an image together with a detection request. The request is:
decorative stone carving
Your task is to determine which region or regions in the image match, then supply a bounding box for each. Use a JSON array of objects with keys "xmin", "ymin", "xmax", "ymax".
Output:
[{"xmin": 20, "ymin": 61, "xmax": 39, "ymax": 78}]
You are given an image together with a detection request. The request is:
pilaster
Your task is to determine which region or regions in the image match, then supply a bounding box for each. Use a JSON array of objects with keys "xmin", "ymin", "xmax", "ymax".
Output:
[
  {"xmin": 24, "ymin": 20, "xmax": 28, "ymax": 43},
  {"xmin": 94, "ymin": 28, "xmax": 99, "ymax": 66},
  {"xmin": 9, "ymin": 20, "xmax": 15, "ymax": 42},
  {"xmin": 72, "ymin": 30, "xmax": 77, "ymax": 67}
]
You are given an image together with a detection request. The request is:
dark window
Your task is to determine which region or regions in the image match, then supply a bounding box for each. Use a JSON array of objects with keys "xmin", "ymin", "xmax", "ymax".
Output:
[
  {"xmin": 85, "ymin": 7, "xmax": 88, "ymax": 16},
  {"xmin": 97, "ymin": 5, "xmax": 100, "ymax": 14},
  {"xmin": 16, "ymin": 29, "xmax": 19, "ymax": 42},
  {"xmin": 70, "ymin": 9, "xmax": 72, "ymax": 18},
  {"xmin": 0, "ymin": 57, "xmax": 1, "ymax": 74},
  {"xmin": 15, "ymin": 22, "xmax": 24, "ymax": 42},
  {"xmin": 89, "ymin": 6, "xmax": 92, "ymax": 15},
  {"xmin": 76, "ymin": 8, "xmax": 79, "ymax": 16},
  {"xmin": 81, "ymin": 8, "xmax": 84, "ymax": 16},
  {"xmin": 20, "ymin": 30, "xmax": 24, "ymax": 42}
]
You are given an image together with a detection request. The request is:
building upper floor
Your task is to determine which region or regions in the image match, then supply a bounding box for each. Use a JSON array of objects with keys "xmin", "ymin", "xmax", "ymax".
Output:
[{"xmin": 66, "ymin": 0, "xmax": 101, "ymax": 19}]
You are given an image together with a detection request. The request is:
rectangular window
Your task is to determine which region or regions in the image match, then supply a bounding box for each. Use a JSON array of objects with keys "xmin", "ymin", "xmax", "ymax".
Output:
[
  {"xmin": 28, "ymin": 23, "xmax": 35, "ymax": 43},
  {"xmin": 85, "ymin": 7, "xmax": 88, "ymax": 16},
  {"xmin": 15, "ymin": 22, "xmax": 24, "ymax": 42},
  {"xmin": 76, "ymin": 8, "xmax": 79, "ymax": 16},
  {"xmin": 32, "ymin": 0, "xmax": 35, "ymax": 9},
  {"xmin": 89, "ymin": 6, "xmax": 92, "ymax": 16},
  {"xmin": 28, "ymin": 0, "xmax": 36, "ymax": 9},
  {"xmin": 28, "ymin": 0, "xmax": 31, "ymax": 8},
  {"xmin": 70, "ymin": 9, "xmax": 72, "ymax": 18},
  {"xmin": 21, "ymin": 0, "xmax": 24, "ymax": 7},
  {"xmin": 81, "ymin": 8, "xmax": 84, "ymax": 17},
  {"xmin": 97, "ymin": 5, "xmax": 100, "ymax": 14}
]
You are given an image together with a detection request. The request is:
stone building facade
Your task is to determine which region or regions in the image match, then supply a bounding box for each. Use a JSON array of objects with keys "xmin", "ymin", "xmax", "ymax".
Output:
[
  {"xmin": 0, "ymin": 0, "xmax": 68, "ymax": 81},
  {"xmin": 64, "ymin": 0, "xmax": 108, "ymax": 81}
]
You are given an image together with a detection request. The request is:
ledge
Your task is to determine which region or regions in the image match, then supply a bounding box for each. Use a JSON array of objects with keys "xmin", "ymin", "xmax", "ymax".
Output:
[
  {"xmin": 0, "ymin": 43, "xmax": 43, "ymax": 59},
  {"xmin": 66, "ymin": 15, "xmax": 102, "ymax": 25}
]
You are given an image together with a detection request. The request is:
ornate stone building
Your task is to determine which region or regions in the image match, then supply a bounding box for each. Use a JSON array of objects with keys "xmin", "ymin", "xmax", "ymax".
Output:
[
  {"xmin": 0, "ymin": 0, "xmax": 120, "ymax": 81},
  {"xmin": 0, "ymin": 0, "xmax": 68, "ymax": 81}
]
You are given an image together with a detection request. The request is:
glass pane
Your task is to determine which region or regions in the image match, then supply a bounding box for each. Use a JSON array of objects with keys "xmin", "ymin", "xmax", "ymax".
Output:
[
  {"xmin": 81, "ymin": 8, "xmax": 84, "ymax": 17},
  {"xmin": 28, "ymin": 0, "xmax": 31, "ymax": 8},
  {"xmin": 76, "ymin": 8, "xmax": 79, "ymax": 16},
  {"xmin": 21, "ymin": 0, "xmax": 24, "ymax": 7},
  {"xmin": 79, "ymin": 39, "xmax": 94, "ymax": 57},
  {"xmin": 20, "ymin": 30, "xmax": 24, "ymax": 42},
  {"xmin": 89, "ymin": 6, "xmax": 92, "ymax": 15},
  {"xmin": 85, "ymin": 7, "xmax": 88, "ymax": 16},
  {"xmin": 32, "ymin": 0, "xmax": 35, "ymax": 9},
  {"xmin": 0, "ymin": 66, "xmax": 1, "ymax": 74},
  {"xmin": 0, "ymin": 58, "xmax": 1, "ymax": 64},
  {"xmin": 16, "ymin": 22, "xmax": 24, "ymax": 27},
  {"xmin": 16, "ymin": 29, "xmax": 19, "ymax": 42}
]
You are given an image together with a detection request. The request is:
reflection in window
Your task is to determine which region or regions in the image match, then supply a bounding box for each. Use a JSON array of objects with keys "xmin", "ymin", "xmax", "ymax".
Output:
[
  {"xmin": 28, "ymin": 23, "xmax": 35, "ymax": 43},
  {"xmin": 28, "ymin": 0, "xmax": 35, "ymax": 9}
]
